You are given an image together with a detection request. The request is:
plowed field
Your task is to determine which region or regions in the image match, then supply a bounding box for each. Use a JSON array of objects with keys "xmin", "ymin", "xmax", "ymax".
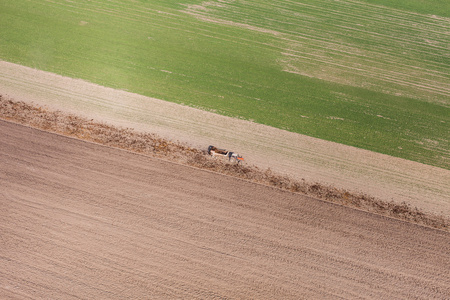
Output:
[{"xmin": 1, "ymin": 120, "xmax": 449, "ymax": 299}]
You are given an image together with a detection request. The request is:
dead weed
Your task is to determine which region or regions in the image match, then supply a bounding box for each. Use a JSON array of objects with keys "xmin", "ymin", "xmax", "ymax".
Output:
[{"xmin": 1, "ymin": 95, "xmax": 448, "ymax": 231}]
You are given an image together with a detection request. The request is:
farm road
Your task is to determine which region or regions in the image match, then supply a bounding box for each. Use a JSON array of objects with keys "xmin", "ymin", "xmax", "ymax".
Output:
[
  {"xmin": 1, "ymin": 120, "xmax": 449, "ymax": 299},
  {"xmin": 0, "ymin": 61, "xmax": 449, "ymax": 217}
]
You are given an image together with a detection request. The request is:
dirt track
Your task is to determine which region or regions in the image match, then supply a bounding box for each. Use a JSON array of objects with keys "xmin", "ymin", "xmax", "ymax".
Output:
[
  {"xmin": 1, "ymin": 61, "xmax": 449, "ymax": 218},
  {"xmin": 1, "ymin": 120, "xmax": 449, "ymax": 299}
]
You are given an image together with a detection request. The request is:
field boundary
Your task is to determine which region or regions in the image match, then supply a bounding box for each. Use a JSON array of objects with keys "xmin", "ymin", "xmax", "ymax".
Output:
[{"xmin": 1, "ymin": 95, "xmax": 448, "ymax": 231}]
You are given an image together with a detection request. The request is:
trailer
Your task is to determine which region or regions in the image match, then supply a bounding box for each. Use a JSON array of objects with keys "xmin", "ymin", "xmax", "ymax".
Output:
[{"xmin": 208, "ymin": 145, "xmax": 244, "ymax": 163}]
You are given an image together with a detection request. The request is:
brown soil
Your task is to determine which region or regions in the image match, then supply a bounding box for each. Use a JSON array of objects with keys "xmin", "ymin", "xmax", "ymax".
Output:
[
  {"xmin": 1, "ymin": 95, "xmax": 448, "ymax": 230},
  {"xmin": 1, "ymin": 120, "xmax": 449, "ymax": 299}
]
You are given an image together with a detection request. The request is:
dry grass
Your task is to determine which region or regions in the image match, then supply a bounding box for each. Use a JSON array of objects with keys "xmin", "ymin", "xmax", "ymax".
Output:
[{"xmin": 1, "ymin": 95, "xmax": 448, "ymax": 231}]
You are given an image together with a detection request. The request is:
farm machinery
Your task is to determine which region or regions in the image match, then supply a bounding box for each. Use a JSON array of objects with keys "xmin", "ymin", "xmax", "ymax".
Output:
[{"xmin": 208, "ymin": 145, "xmax": 244, "ymax": 163}]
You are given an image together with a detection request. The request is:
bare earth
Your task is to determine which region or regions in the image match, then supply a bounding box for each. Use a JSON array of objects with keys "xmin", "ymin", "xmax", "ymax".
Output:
[
  {"xmin": 0, "ymin": 61, "xmax": 449, "ymax": 218},
  {"xmin": 1, "ymin": 120, "xmax": 449, "ymax": 299}
]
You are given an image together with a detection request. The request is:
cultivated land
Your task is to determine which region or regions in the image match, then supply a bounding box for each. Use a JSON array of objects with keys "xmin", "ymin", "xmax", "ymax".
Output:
[
  {"xmin": 1, "ymin": 121, "xmax": 449, "ymax": 299},
  {"xmin": 1, "ymin": 0, "xmax": 449, "ymax": 168},
  {"xmin": 1, "ymin": 0, "xmax": 450, "ymax": 297},
  {"xmin": 1, "ymin": 61, "xmax": 449, "ymax": 220}
]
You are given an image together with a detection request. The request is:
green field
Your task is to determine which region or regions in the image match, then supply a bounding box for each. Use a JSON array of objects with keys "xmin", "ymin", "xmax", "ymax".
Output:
[{"xmin": 1, "ymin": 0, "xmax": 449, "ymax": 169}]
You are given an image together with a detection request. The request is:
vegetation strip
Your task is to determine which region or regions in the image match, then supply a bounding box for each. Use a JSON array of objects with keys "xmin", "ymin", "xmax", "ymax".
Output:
[{"xmin": 1, "ymin": 95, "xmax": 448, "ymax": 231}]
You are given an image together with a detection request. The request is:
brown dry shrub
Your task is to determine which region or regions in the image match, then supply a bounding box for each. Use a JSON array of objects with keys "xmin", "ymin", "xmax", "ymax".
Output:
[{"xmin": 1, "ymin": 95, "xmax": 448, "ymax": 231}]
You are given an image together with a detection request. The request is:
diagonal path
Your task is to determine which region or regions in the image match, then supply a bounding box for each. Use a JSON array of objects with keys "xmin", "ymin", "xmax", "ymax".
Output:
[{"xmin": 0, "ymin": 61, "xmax": 449, "ymax": 217}]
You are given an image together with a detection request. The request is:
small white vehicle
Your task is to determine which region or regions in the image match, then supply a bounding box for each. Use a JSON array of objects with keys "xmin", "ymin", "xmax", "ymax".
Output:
[{"xmin": 208, "ymin": 145, "xmax": 244, "ymax": 163}]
